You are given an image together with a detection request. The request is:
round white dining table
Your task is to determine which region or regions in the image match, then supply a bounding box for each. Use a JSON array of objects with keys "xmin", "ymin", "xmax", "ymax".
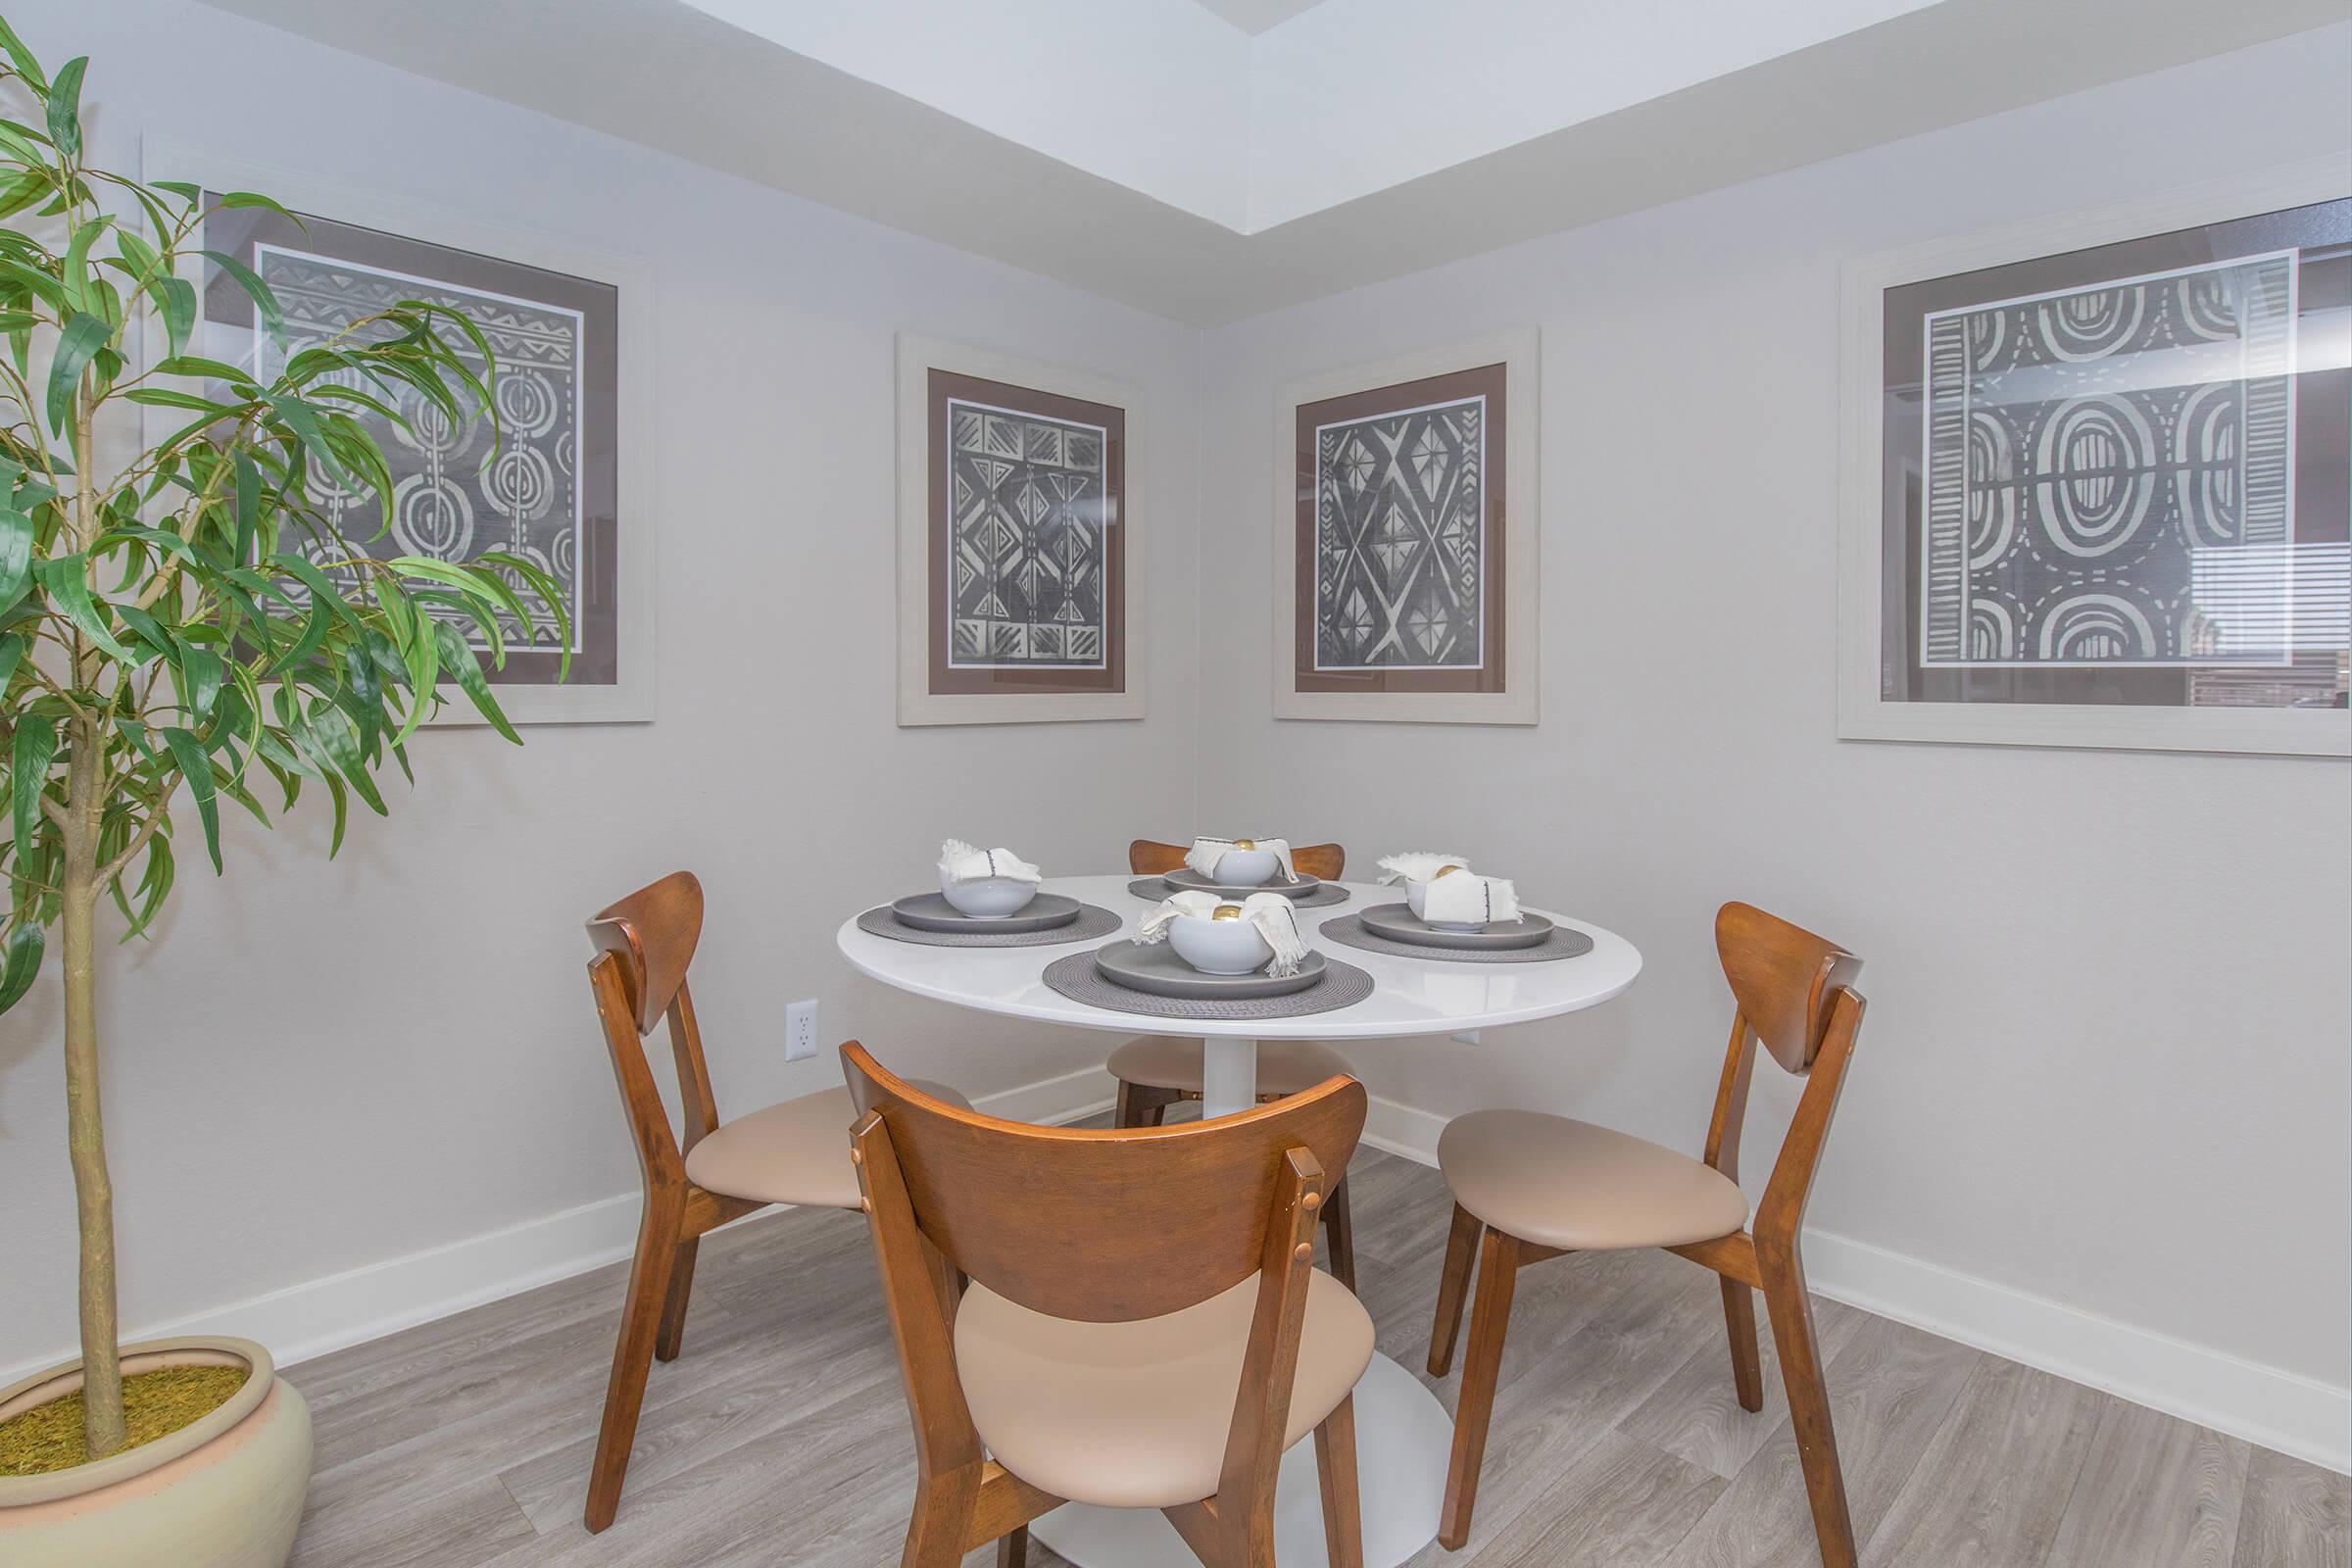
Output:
[{"xmin": 836, "ymin": 874, "xmax": 1642, "ymax": 1568}]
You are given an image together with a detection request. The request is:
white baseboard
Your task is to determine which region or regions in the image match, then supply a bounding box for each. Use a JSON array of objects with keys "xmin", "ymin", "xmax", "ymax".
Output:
[
  {"xmin": 0, "ymin": 1065, "xmax": 1119, "ymax": 1391},
  {"xmin": 1356, "ymin": 1095, "xmax": 2351, "ymax": 1475}
]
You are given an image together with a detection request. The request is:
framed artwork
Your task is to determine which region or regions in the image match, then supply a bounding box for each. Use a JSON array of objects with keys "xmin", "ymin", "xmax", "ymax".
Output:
[
  {"xmin": 1272, "ymin": 329, "xmax": 1540, "ymax": 724},
  {"xmin": 141, "ymin": 138, "xmax": 658, "ymax": 725},
  {"xmin": 1839, "ymin": 158, "xmax": 2350, "ymax": 757},
  {"xmin": 895, "ymin": 335, "xmax": 1144, "ymax": 725}
]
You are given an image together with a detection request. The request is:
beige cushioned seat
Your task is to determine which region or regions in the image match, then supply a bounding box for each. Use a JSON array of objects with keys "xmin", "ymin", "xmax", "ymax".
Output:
[
  {"xmin": 955, "ymin": 1268, "xmax": 1373, "ymax": 1509},
  {"xmin": 1438, "ymin": 1109, "xmax": 1748, "ymax": 1252},
  {"xmin": 684, "ymin": 1082, "xmax": 969, "ymax": 1209},
  {"xmin": 1107, "ymin": 1035, "xmax": 1353, "ymax": 1097}
]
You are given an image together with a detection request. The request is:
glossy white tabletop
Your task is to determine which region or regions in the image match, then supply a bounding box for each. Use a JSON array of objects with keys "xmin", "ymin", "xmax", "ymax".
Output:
[{"xmin": 836, "ymin": 875, "xmax": 1642, "ymax": 1040}]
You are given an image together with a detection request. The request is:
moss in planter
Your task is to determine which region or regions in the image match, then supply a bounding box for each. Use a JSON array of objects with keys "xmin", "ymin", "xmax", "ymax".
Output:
[{"xmin": 0, "ymin": 1365, "xmax": 250, "ymax": 1477}]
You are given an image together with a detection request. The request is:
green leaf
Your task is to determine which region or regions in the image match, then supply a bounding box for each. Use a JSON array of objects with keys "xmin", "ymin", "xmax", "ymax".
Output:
[
  {"xmin": 154, "ymin": 354, "xmax": 261, "ymax": 385},
  {"xmin": 45, "ymin": 310, "xmax": 110, "ymax": 433},
  {"xmin": 0, "ymin": 631, "xmax": 24, "ymax": 692},
  {"xmin": 0, "ymin": 506, "xmax": 30, "ymax": 612},
  {"xmin": 62, "ymin": 215, "xmax": 106, "ymax": 309},
  {"xmin": 217, "ymin": 190, "xmax": 298, "ymax": 220},
  {"xmin": 44, "ymin": 56, "xmax": 84, "ymax": 161},
  {"xmin": 296, "ymin": 704, "xmax": 385, "ymax": 816},
  {"xmin": 200, "ymin": 249, "xmax": 283, "ymax": 345},
  {"xmin": 175, "ymin": 644, "xmax": 223, "ymax": 721},
  {"xmin": 33, "ymin": 555, "xmax": 132, "ymax": 659},
  {"xmin": 150, "ymin": 274, "xmax": 195, "ymax": 357},
  {"xmin": 268, "ymin": 553, "xmax": 363, "ymax": 629},
  {"xmin": 0, "ymin": 922, "xmax": 43, "ymax": 1015},
  {"xmin": 11, "ymin": 711, "xmax": 54, "ymax": 852},
  {"xmin": 159, "ymin": 727, "xmax": 220, "ymax": 873},
  {"xmin": 263, "ymin": 392, "xmax": 349, "ymax": 487},
  {"xmin": 231, "ymin": 451, "xmax": 261, "ymax": 564},
  {"xmin": 430, "ymin": 620, "xmax": 519, "ymax": 742},
  {"xmin": 0, "ymin": 17, "xmax": 51, "ymax": 93}
]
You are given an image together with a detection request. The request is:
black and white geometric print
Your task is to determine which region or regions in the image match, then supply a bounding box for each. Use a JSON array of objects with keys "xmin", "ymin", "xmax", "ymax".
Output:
[
  {"xmin": 1313, "ymin": 395, "xmax": 1486, "ymax": 670},
  {"xmin": 947, "ymin": 398, "xmax": 1108, "ymax": 668},
  {"xmin": 1921, "ymin": 253, "xmax": 2298, "ymax": 666}
]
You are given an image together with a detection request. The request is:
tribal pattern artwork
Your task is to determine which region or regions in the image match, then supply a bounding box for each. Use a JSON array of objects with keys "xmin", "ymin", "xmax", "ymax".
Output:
[
  {"xmin": 1314, "ymin": 396, "xmax": 1485, "ymax": 669},
  {"xmin": 255, "ymin": 244, "xmax": 583, "ymax": 652},
  {"xmin": 947, "ymin": 398, "xmax": 1107, "ymax": 667},
  {"xmin": 1921, "ymin": 252, "xmax": 2298, "ymax": 666}
]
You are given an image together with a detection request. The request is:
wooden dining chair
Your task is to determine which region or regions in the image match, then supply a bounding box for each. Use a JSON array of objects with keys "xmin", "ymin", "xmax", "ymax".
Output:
[
  {"xmin": 844, "ymin": 1040, "xmax": 1372, "ymax": 1568},
  {"xmin": 1425, "ymin": 902, "xmax": 1867, "ymax": 1565},
  {"xmin": 1109, "ymin": 838, "xmax": 1358, "ymax": 1288},
  {"xmin": 580, "ymin": 871, "xmax": 969, "ymax": 1533}
]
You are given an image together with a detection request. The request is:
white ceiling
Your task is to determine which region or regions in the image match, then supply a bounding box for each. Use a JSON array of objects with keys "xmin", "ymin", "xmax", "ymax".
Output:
[
  {"xmin": 198, "ymin": 0, "xmax": 2348, "ymax": 324},
  {"xmin": 1192, "ymin": 0, "xmax": 1331, "ymax": 33},
  {"xmin": 682, "ymin": 0, "xmax": 1947, "ymax": 233}
]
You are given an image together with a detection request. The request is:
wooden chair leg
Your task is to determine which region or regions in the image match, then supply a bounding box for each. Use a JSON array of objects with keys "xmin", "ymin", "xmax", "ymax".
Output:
[
  {"xmin": 1440, "ymin": 1227, "xmax": 1520, "ymax": 1551},
  {"xmin": 585, "ymin": 1191, "xmax": 683, "ymax": 1533},
  {"xmin": 1315, "ymin": 1393, "xmax": 1364, "ymax": 1568},
  {"xmin": 996, "ymin": 1523, "xmax": 1029, "ymax": 1567},
  {"xmin": 1427, "ymin": 1202, "xmax": 1482, "ymax": 1377},
  {"xmin": 901, "ymin": 1465, "xmax": 982, "ymax": 1568},
  {"xmin": 1114, "ymin": 1077, "xmax": 1147, "ymax": 1129},
  {"xmin": 1719, "ymin": 1275, "xmax": 1764, "ymax": 1413},
  {"xmin": 654, "ymin": 1235, "xmax": 700, "ymax": 1363},
  {"xmin": 1322, "ymin": 1176, "xmax": 1356, "ymax": 1292},
  {"xmin": 1761, "ymin": 1253, "xmax": 1857, "ymax": 1568}
]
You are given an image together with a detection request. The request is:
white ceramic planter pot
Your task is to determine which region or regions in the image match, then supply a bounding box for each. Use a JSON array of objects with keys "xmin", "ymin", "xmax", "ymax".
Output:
[{"xmin": 0, "ymin": 1337, "xmax": 312, "ymax": 1568}]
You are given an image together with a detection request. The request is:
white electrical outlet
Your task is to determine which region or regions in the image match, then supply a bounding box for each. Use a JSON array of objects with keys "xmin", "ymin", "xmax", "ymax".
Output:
[{"xmin": 784, "ymin": 999, "xmax": 819, "ymax": 1061}]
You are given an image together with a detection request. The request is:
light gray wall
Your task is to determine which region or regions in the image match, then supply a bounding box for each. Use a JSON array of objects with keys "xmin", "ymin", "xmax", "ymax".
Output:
[
  {"xmin": 4, "ymin": 0, "xmax": 2345, "ymax": 1435},
  {"xmin": 1195, "ymin": 25, "xmax": 2352, "ymax": 1392},
  {"xmin": 0, "ymin": 0, "xmax": 1201, "ymax": 1359}
]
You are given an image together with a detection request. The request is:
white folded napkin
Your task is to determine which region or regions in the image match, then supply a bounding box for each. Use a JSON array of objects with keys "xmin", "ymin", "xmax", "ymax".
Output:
[
  {"xmin": 1185, "ymin": 836, "xmax": 1299, "ymax": 883},
  {"xmin": 938, "ymin": 839, "xmax": 1043, "ymax": 885},
  {"xmin": 1419, "ymin": 872, "xmax": 1522, "ymax": 927},
  {"xmin": 1138, "ymin": 890, "xmax": 1310, "ymax": 977},
  {"xmin": 1377, "ymin": 851, "xmax": 1473, "ymax": 885}
]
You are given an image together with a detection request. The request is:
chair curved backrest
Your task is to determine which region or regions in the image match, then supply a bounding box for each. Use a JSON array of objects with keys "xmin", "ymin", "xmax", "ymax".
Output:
[
  {"xmin": 1702, "ymin": 901, "xmax": 1867, "ymax": 1250},
  {"xmin": 585, "ymin": 871, "xmax": 720, "ymax": 1185},
  {"xmin": 844, "ymin": 1042, "xmax": 1364, "ymax": 1323},
  {"xmin": 1129, "ymin": 838, "xmax": 1348, "ymax": 882},
  {"xmin": 587, "ymin": 870, "xmax": 705, "ymax": 1036},
  {"xmin": 1716, "ymin": 901, "xmax": 1860, "ymax": 1074}
]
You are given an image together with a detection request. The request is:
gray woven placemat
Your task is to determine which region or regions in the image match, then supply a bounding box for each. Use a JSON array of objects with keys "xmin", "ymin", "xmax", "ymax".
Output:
[
  {"xmin": 1042, "ymin": 948, "xmax": 1375, "ymax": 1020},
  {"xmin": 1125, "ymin": 876, "xmax": 1351, "ymax": 908},
  {"xmin": 1317, "ymin": 911, "xmax": 1596, "ymax": 963},
  {"xmin": 856, "ymin": 903, "xmax": 1125, "ymax": 948}
]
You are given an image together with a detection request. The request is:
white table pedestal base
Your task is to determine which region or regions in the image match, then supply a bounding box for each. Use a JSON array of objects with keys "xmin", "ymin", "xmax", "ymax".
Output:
[
  {"xmin": 1028, "ymin": 1353, "xmax": 1449, "ymax": 1568},
  {"xmin": 1200, "ymin": 1035, "xmax": 1260, "ymax": 1119}
]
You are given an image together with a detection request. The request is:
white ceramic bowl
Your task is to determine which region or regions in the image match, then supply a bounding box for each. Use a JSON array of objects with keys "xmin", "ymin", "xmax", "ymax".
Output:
[
  {"xmin": 1406, "ymin": 877, "xmax": 1486, "ymax": 931},
  {"xmin": 1167, "ymin": 912, "xmax": 1274, "ymax": 974},
  {"xmin": 938, "ymin": 870, "xmax": 1039, "ymax": 918},
  {"xmin": 1213, "ymin": 848, "xmax": 1280, "ymax": 886}
]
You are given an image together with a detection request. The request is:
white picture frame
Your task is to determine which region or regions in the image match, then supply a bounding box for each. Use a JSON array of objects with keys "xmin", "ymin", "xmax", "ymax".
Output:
[
  {"xmin": 1838, "ymin": 156, "xmax": 2350, "ymax": 759},
  {"xmin": 895, "ymin": 333, "xmax": 1147, "ymax": 726},
  {"xmin": 1271, "ymin": 328, "xmax": 1541, "ymax": 725},
  {"xmin": 139, "ymin": 134, "xmax": 659, "ymax": 727}
]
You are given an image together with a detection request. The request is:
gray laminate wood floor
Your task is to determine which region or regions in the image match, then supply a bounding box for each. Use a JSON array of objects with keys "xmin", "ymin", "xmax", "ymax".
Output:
[{"xmin": 282, "ymin": 1143, "xmax": 2348, "ymax": 1567}]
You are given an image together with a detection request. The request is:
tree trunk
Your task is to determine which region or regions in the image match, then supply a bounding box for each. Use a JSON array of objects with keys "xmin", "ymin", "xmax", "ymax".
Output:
[{"xmin": 63, "ymin": 724, "xmax": 122, "ymax": 1458}]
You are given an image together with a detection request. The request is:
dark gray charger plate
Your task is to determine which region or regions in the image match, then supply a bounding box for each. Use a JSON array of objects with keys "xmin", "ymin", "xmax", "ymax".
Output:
[
  {"xmin": 1319, "ymin": 910, "xmax": 1595, "ymax": 963},
  {"xmin": 1044, "ymin": 947, "xmax": 1374, "ymax": 1020},
  {"xmin": 891, "ymin": 891, "xmax": 1081, "ymax": 934},
  {"xmin": 1161, "ymin": 867, "xmax": 1323, "ymax": 900},
  {"xmin": 856, "ymin": 903, "xmax": 1123, "ymax": 948},
  {"xmin": 1359, "ymin": 901, "xmax": 1554, "ymax": 951},
  {"xmin": 1128, "ymin": 876, "xmax": 1351, "ymax": 909},
  {"xmin": 1092, "ymin": 939, "xmax": 1327, "ymax": 999}
]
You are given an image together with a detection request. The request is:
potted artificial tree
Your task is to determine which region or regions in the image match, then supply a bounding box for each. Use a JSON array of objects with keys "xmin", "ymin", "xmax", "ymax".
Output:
[{"xmin": 0, "ymin": 21, "xmax": 564, "ymax": 1564}]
